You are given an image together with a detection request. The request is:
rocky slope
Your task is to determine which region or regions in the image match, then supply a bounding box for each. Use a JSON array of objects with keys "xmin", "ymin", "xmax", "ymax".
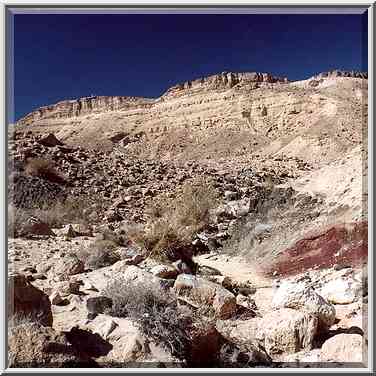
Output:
[
  {"xmin": 8, "ymin": 69, "xmax": 368, "ymax": 368},
  {"xmin": 15, "ymin": 70, "xmax": 367, "ymax": 166}
]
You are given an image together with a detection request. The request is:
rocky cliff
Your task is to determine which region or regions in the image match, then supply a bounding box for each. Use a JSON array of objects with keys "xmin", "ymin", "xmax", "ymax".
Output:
[
  {"xmin": 14, "ymin": 69, "xmax": 367, "ymax": 166},
  {"xmin": 17, "ymin": 96, "xmax": 153, "ymax": 126},
  {"xmin": 17, "ymin": 72, "xmax": 288, "ymax": 126}
]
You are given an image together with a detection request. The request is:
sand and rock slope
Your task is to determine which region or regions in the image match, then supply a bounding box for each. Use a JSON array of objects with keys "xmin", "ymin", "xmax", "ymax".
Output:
[{"xmin": 8, "ymin": 69, "xmax": 368, "ymax": 368}]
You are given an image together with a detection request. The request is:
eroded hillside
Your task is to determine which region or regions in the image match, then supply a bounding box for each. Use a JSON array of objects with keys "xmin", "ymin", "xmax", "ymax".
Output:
[{"xmin": 8, "ymin": 69, "xmax": 368, "ymax": 368}]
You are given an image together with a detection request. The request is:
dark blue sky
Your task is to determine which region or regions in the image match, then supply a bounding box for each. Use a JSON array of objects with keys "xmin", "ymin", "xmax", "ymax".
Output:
[{"xmin": 12, "ymin": 13, "xmax": 367, "ymax": 121}]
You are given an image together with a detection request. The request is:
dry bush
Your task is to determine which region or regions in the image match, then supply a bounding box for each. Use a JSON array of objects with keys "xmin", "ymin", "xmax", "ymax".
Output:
[
  {"xmin": 25, "ymin": 158, "xmax": 66, "ymax": 185},
  {"xmin": 77, "ymin": 240, "xmax": 120, "ymax": 270},
  {"xmin": 102, "ymin": 280, "xmax": 192, "ymax": 359},
  {"xmin": 130, "ymin": 179, "xmax": 218, "ymax": 261},
  {"xmin": 8, "ymin": 194, "xmax": 108, "ymax": 238},
  {"xmin": 9, "ymin": 313, "xmax": 37, "ymax": 329}
]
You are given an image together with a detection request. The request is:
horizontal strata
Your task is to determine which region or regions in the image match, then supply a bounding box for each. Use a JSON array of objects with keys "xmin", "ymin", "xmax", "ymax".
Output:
[
  {"xmin": 16, "ymin": 71, "xmax": 289, "ymax": 126},
  {"xmin": 16, "ymin": 69, "xmax": 367, "ymax": 127}
]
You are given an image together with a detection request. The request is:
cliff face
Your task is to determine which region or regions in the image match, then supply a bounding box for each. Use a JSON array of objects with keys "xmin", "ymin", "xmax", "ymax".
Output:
[
  {"xmin": 314, "ymin": 70, "xmax": 368, "ymax": 79},
  {"xmin": 16, "ymin": 70, "xmax": 367, "ymax": 128},
  {"xmin": 17, "ymin": 72, "xmax": 288, "ymax": 126},
  {"xmin": 17, "ymin": 96, "xmax": 154, "ymax": 126},
  {"xmin": 14, "ymin": 69, "xmax": 367, "ymax": 164},
  {"xmin": 162, "ymin": 71, "xmax": 288, "ymax": 97}
]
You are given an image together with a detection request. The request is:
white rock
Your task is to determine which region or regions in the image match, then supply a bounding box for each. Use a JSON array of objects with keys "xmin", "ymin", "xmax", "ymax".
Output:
[
  {"xmin": 174, "ymin": 274, "xmax": 236, "ymax": 319},
  {"xmin": 321, "ymin": 333, "xmax": 365, "ymax": 363},
  {"xmin": 95, "ymin": 319, "xmax": 118, "ymax": 339},
  {"xmin": 272, "ymin": 281, "xmax": 336, "ymax": 329},
  {"xmin": 257, "ymin": 308, "xmax": 318, "ymax": 356},
  {"xmin": 319, "ymin": 278, "xmax": 362, "ymax": 304}
]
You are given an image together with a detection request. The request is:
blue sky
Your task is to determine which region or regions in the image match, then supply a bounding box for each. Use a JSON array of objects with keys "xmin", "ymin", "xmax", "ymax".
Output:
[{"xmin": 12, "ymin": 13, "xmax": 367, "ymax": 121}]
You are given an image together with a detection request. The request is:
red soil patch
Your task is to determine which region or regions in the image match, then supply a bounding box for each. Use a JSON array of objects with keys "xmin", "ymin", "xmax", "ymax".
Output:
[{"xmin": 264, "ymin": 221, "xmax": 368, "ymax": 277}]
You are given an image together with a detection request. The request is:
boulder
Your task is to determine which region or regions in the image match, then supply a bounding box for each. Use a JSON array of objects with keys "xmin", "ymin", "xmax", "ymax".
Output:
[
  {"xmin": 321, "ymin": 333, "xmax": 364, "ymax": 363},
  {"xmin": 216, "ymin": 318, "xmax": 261, "ymax": 346},
  {"xmin": 52, "ymin": 255, "xmax": 85, "ymax": 280},
  {"xmin": 187, "ymin": 322, "xmax": 221, "ymax": 367},
  {"xmin": 174, "ymin": 274, "xmax": 236, "ymax": 319},
  {"xmin": 37, "ymin": 133, "xmax": 64, "ymax": 147},
  {"xmin": 84, "ymin": 316, "xmax": 179, "ymax": 365},
  {"xmin": 256, "ymin": 308, "xmax": 318, "ymax": 356},
  {"xmin": 53, "ymin": 280, "xmax": 81, "ymax": 296},
  {"xmin": 20, "ymin": 220, "xmax": 55, "ymax": 237},
  {"xmin": 272, "ymin": 281, "xmax": 336, "ymax": 330},
  {"xmin": 8, "ymin": 274, "xmax": 53, "ymax": 327},
  {"xmin": 319, "ymin": 277, "xmax": 362, "ymax": 304}
]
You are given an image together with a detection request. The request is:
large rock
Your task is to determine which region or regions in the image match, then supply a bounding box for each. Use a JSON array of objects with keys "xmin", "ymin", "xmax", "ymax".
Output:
[
  {"xmin": 8, "ymin": 323, "xmax": 86, "ymax": 367},
  {"xmin": 272, "ymin": 281, "xmax": 336, "ymax": 329},
  {"xmin": 319, "ymin": 277, "xmax": 362, "ymax": 304},
  {"xmin": 114, "ymin": 265, "xmax": 164, "ymax": 291},
  {"xmin": 216, "ymin": 318, "xmax": 261, "ymax": 346},
  {"xmin": 52, "ymin": 254, "xmax": 85, "ymax": 280},
  {"xmin": 174, "ymin": 274, "xmax": 236, "ymax": 319},
  {"xmin": 256, "ymin": 308, "xmax": 318, "ymax": 356},
  {"xmin": 20, "ymin": 219, "xmax": 55, "ymax": 237},
  {"xmin": 187, "ymin": 322, "xmax": 221, "ymax": 366},
  {"xmin": 37, "ymin": 133, "xmax": 64, "ymax": 147},
  {"xmin": 83, "ymin": 315, "xmax": 179, "ymax": 365},
  {"xmin": 321, "ymin": 333, "xmax": 365, "ymax": 363},
  {"xmin": 8, "ymin": 274, "xmax": 53, "ymax": 327}
]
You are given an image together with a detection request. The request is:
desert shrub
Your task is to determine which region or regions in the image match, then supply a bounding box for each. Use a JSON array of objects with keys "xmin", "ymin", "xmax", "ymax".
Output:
[
  {"xmin": 8, "ymin": 194, "xmax": 109, "ymax": 236},
  {"xmin": 9, "ymin": 313, "xmax": 37, "ymax": 329},
  {"xmin": 130, "ymin": 178, "xmax": 218, "ymax": 261},
  {"xmin": 77, "ymin": 240, "xmax": 120, "ymax": 270},
  {"xmin": 103, "ymin": 280, "xmax": 192, "ymax": 359},
  {"xmin": 25, "ymin": 158, "xmax": 66, "ymax": 185}
]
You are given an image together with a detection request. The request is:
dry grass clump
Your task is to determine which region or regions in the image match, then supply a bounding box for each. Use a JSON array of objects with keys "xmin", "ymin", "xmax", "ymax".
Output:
[
  {"xmin": 25, "ymin": 158, "xmax": 66, "ymax": 185},
  {"xmin": 103, "ymin": 280, "xmax": 192, "ymax": 359},
  {"xmin": 130, "ymin": 179, "xmax": 218, "ymax": 261},
  {"xmin": 8, "ymin": 195, "xmax": 109, "ymax": 238},
  {"xmin": 77, "ymin": 240, "xmax": 120, "ymax": 270},
  {"xmin": 8, "ymin": 313, "xmax": 37, "ymax": 329}
]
